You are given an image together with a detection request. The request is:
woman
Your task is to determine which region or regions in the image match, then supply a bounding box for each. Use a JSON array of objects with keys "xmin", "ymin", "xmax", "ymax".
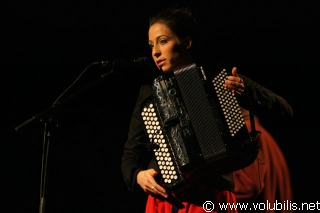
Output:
[{"xmin": 121, "ymin": 5, "xmax": 293, "ymax": 213}]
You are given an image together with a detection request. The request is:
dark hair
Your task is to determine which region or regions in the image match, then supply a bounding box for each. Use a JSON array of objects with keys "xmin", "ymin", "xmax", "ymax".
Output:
[{"xmin": 149, "ymin": 5, "xmax": 198, "ymax": 41}]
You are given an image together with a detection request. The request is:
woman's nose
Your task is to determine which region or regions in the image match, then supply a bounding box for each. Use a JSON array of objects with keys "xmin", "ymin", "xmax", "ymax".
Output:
[{"xmin": 152, "ymin": 45, "xmax": 161, "ymax": 57}]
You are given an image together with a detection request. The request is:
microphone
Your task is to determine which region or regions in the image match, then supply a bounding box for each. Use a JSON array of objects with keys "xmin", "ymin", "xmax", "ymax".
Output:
[
  {"xmin": 93, "ymin": 56, "xmax": 151, "ymax": 67},
  {"xmin": 94, "ymin": 56, "xmax": 155, "ymax": 79}
]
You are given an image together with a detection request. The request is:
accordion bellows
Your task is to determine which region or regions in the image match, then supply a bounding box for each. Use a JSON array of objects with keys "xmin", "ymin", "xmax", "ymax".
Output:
[{"xmin": 140, "ymin": 63, "xmax": 258, "ymax": 192}]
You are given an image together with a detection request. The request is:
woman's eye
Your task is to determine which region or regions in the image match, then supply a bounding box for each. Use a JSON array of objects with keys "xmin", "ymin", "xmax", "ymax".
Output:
[{"xmin": 159, "ymin": 39, "xmax": 167, "ymax": 45}]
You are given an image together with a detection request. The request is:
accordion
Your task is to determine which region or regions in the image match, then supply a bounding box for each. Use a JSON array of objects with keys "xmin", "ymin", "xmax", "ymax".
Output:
[{"xmin": 140, "ymin": 63, "xmax": 259, "ymax": 192}]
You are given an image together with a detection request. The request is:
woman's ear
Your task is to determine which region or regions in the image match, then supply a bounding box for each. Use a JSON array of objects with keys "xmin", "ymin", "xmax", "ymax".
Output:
[
  {"xmin": 182, "ymin": 37, "xmax": 192, "ymax": 50},
  {"xmin": 185, "ymin": 39, "xmax": 192, "ymax": 49}
]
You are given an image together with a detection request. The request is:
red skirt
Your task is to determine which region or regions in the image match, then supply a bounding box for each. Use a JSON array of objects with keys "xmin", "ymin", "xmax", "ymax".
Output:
[{"xmin": 145, "ymin": 190, "xmax": 238, "ymax": 213}]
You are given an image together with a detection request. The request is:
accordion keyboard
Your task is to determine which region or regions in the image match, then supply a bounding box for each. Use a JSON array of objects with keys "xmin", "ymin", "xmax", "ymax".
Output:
[
  {"xmin": 212, "ymin": 69, "xmax": 245, "ymax": 137},
  {"xmin": 141, "ymin": 103, "xmax": 181, "ymax": 185}
]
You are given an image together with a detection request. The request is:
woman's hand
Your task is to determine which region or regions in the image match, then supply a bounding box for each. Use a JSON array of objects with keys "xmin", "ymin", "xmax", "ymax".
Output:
[
  {"xmin": 137, "ymin": 168, "xmax": 168, "ymax": 198},
  {"xmin": 225, "ymin": 67, "xmax": 245, "ymax": 96}
]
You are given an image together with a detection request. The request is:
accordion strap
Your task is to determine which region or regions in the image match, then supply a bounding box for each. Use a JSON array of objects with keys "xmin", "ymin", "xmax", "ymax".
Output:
[{"xmin": 244, "ymin": 86, "xmax": 261, "ymax": 140}]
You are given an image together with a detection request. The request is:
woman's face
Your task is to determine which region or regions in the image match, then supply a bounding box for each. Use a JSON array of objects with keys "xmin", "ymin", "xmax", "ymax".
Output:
[{"xmin": 148, "ymin": 23, "xmax": 191, "ymax": 72}]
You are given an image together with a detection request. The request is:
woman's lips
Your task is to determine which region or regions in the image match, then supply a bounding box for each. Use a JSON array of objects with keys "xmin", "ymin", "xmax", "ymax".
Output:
[{"xmin": 157, "ymin": 60, "xmax": 165, "ymax": 67}]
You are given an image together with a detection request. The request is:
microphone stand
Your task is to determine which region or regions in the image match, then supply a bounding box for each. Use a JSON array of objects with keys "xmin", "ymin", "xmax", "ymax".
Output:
[
  {"xmin": 15, "ymin": 64, "xmax": 116, "ymax": 213},
  {"xmin": 39, "ymin": 117, "xmax": 54, "ymax": 213}
]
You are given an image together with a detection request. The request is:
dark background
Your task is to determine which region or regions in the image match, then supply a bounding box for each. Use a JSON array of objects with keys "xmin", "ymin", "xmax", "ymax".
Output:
[{"xmin": 2, "ymin": 1, "xmax": 318, "ymax": 212}]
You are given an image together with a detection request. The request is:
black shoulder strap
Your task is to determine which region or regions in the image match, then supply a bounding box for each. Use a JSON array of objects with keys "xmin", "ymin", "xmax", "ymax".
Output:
[{"xmin": 245, "ymin": 87, "xmax": 261, "ymax": 140}]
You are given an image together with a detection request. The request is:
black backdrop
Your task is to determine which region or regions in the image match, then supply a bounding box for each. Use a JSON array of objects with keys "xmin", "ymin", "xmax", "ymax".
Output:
[{"xmin": 2, "ymin": 1, "xmax": 318, "ymax": 212}]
